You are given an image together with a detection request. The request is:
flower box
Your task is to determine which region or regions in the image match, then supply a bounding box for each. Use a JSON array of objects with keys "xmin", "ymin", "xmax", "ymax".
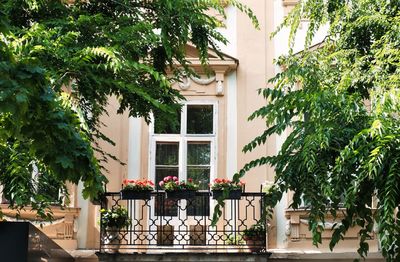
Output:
[
  {"xmin": 212, "ymin": 189, "xmax": 242, "ymax": 200},
  {"xmin": 120, "ymin": 190, "xmax": 152, "ymax": 200},
  {"xmin": 159, "ymin": 176, "xmax": 199, "ymax": 199},
  {"xmin": 209, "ymin": 178, "xmax": 245, "ymax": 199},
  {"xmin": 166, "ymin": 190, "xmax": 196, "ymax": 199},
  {"xmin": 120, "ymin": 179, "xmax": 154, "ymax": 200}
]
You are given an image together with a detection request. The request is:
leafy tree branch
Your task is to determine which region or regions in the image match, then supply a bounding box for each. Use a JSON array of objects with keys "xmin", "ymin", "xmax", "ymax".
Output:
[{"xmin": 235, "ymin": 0, "xmax": 400, "ymax": 260}]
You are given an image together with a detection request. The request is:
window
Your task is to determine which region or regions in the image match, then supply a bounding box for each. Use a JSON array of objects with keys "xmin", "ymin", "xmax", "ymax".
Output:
[
  {"xmin": 151, "ymin": 102, "xmax": 217, "ymax": 217},
  {"xmin": 0, "ymin": 185, "xmax": 8, "ymax": 204},
  {"xmin": 0, "ymin": 167, "xmax": 65, "ymax": 205}
]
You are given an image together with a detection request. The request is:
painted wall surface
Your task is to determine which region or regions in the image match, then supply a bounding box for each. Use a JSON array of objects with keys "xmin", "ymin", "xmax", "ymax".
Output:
[{"xmin": 77, "ymin": 96, "xmax": 129, "ymax": 249}]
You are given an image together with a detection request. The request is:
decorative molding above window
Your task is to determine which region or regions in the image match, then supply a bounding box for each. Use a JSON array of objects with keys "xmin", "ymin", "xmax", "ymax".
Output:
[
  {"xmin": 175, "ymin": 75, "xmax": 216, "ymax": 90},
  {"xmin": 170, "ymin": 45, "xmax": 238, "ymax": 97}
]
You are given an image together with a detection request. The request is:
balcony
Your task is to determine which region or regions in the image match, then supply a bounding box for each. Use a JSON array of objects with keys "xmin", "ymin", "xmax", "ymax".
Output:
[{"xmin": 98, "ymin": 191, "xmax": 267, "ymax": 254}]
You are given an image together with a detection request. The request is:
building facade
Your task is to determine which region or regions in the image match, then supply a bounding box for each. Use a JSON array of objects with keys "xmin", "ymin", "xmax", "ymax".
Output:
[{"xmin": 0, "ymin": 1, "xmax": 384, "ymax": 261}]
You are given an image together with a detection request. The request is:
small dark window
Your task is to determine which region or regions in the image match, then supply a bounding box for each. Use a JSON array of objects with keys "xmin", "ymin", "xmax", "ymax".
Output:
[
  {"xmin": 154, "ymin": 110, "xmax": 181, "ymax": 134},
  {"xmin": 187, "ymin": 105, "xmax": 213, "ymax": 134}
]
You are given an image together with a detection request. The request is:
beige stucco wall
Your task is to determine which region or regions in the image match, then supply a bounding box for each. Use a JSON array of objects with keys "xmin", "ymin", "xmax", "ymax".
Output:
[
  {"xmin": 233, "ymin": 4, "xmax": 279, "ymax": 230},
  {"xmin": 234, "ymin": 0, "xmax": 279, "ymax": 248},
  {"xmin": 99, "ymin": 96, "xmax": 130, "ymax": 193},
  {"xmin": 80, "ymin": 96, "xmax": 130, "ymax": 249}
]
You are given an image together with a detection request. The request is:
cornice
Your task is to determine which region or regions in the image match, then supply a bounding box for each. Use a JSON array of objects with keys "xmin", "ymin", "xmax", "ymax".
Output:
[
  {"xmin": 282, "ymin": 0, "xmax": 299, "ymax": 7},
  {"xmin": 0, "ymin": 205, "xmax": 80, "ymax": 220}
]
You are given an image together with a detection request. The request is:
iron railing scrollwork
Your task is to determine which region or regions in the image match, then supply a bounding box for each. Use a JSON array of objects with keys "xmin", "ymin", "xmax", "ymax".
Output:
[{"xmin": 99, "ymin": 191, "xmax": 267, "ymax": 253}]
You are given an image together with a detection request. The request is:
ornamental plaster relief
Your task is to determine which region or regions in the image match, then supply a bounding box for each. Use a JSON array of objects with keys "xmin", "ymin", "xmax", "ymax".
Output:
[
  {"xmin": 285, "ymin": 209, "xmax": 373, "ymax": 244},
  {"xmin": 172, "ymin": 73, "xmax": 226, "ymax": 96},
  {"xmin": 169, "ymin": 46, "xmax": 237, "ymax": 97}
]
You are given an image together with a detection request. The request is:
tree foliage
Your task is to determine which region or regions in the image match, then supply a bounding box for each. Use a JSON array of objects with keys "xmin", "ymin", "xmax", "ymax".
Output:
[
  {"xmin": 237, "ymin": 0, "xmax": 400, "ymax": 260},
  {"xmin": 0, "ymin": 0, "xmax": 256, "ymax": 220}
]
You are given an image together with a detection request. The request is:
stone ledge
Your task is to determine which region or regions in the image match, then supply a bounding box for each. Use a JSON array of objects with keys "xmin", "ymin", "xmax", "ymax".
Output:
[
  {"xmin": 282, "ymin": 0, "xmax": 299, "ymax": 7},
  {"xmin": 269, "ymin": 250, "xmax": 384, "ymax": 261},
  {"xmin": 0, "ymin": 204, "xmax": 80, "ymax": 220},
  {"xmin": 96, "ymin": 252, "xmax": 270, "ymax": 262}
]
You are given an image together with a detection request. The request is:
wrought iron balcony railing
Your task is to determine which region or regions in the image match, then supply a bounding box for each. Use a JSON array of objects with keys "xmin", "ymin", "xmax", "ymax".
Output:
[{"xmin": 99, "ymin": 191, "xmax": 267, "ymax": 253}]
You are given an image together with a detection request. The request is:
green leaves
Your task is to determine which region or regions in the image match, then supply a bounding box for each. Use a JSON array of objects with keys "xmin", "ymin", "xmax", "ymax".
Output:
[
  {"xmin": 1, "ymin": 0, "xmax": 256, "ymax": 221},
  {"xmin": 241, "ymin": 0, "xmax": 400, "ymax": 260}
]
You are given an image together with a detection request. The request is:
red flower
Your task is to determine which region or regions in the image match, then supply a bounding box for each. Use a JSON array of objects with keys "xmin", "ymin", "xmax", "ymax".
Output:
[
  {"xmin": 209, "ymin": 177, "xmax": 245, "ymax": 190},
  {"xmin": 122, "ymin": 178, "xmax": 155, "ymax": 191}
]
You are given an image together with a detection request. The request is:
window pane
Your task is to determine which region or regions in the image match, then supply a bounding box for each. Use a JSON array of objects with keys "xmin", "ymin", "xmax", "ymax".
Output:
[
  {"xmin": 187, "ymin": 105, "xmax": 213, "ymax": 134},
  {"xmin": 156, "ymin": 143, "xmax": 179, "ymax": 165},
  {"xmin": 154, "ymin": 110, "xmax": 181, "ymax": 134},
  {"xmin": 187, "ymin": 142, "xmax": 210, "ymax": 165},
  {"xmin": 187, "ymin": 167, "xmax": 210, "ymax": 190},
  {"xmin": 154, "ymin": 119, "xmax": 180, "ymax": 134}
]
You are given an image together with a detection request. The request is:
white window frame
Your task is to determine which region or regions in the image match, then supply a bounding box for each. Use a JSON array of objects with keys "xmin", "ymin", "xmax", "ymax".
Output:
[
  {"xmin": 0, "ymin": 184, "xmax": 5, "ymax": 204},
  {"xmin": 149, "ymin": 100, "xmax": 218, "ymax": 186}
]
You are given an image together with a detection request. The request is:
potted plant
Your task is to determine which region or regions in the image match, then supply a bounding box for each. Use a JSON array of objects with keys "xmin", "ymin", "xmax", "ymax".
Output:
[
  {"xmin": 100, "ymin": 206, "xmax": 131, "ymax": 253},
  {"xmin": 210, "ymin": 178, "xmax": 245, "ymax": 199},
  {"xmin": 242, "ymin": 223, "xmax": 266, "ymax": 253},
  {"xmin": 159, "ymin": 176, "xmax": 199, "ymax": 199},
  {"xmin": 226, "ymin": 233, "xmax": 246, "ymax": 252},
  {"xmin": 120, "ymin": 179, "xmax": 154, "ymax": 200}
]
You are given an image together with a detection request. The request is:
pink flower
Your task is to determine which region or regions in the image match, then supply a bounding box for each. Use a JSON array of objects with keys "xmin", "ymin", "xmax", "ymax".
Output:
[
  {"xmin": 175, "ymin": 181, "xmax": 180, "ymax": 185},
  {"xmin": 173, "ymin": 176, "xmax": 178, "ymax": 181},
  {"xmin": 167, "ymin": 176, "xmax": 172, "ymax": 181},
  {"xmin": 159, "ymin": 181, "xmax": 165, "ymax": 187},
  {"xmin": 163, "ymin": 177, "xmax": 169, "ymax": 182},
  {"xmin": 188, "ymin": 178, "xmax": 193, "ymax": 183}
]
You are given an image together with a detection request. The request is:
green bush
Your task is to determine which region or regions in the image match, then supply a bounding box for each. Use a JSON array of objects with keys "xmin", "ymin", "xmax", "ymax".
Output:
[
  {"xmin": 100, "ymin": 207, "xmax": 131, "ymax": 229},
  {"xmin": 243, "ymin": 223, "xmax": 266, "ymax": 238}
]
